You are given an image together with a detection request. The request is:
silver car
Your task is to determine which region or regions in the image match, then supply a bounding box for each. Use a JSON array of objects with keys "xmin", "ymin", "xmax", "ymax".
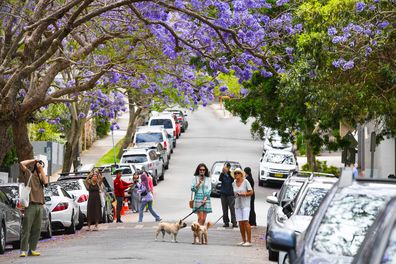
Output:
[
  {"xmin": 209, "ymin": 161, "xmax": 242, "ymax": 197},
  {"xmin": 120, "ymin": 148, "xmax": 164, "ymax": 186}
]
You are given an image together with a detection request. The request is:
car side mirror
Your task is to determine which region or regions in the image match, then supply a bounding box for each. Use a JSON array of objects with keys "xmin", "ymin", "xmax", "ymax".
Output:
[
  {"xmin": 268, "ymin": 229, "xmax": 297, "ymax": 262},
  {"xmin": 266, "ymin": 196, "xmax": 279, "ymax": 205}
]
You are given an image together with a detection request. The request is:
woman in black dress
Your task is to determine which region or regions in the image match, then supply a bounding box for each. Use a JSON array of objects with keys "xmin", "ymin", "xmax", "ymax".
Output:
[
  {"xmin": 244, "ymin": 167, "xmax": 257, "ymax": 227},
  {"xmin": 85, "ymin": 169, "xmax": 103, "ymax": 231}
]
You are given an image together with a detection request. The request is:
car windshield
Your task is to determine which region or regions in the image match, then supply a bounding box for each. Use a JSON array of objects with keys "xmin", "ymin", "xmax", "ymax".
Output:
[
  {"xmin": 150, "ymin": 119, "xmax": 173, "ymax": 129},
  {"xmin": 123, "ymin": 155, "xmax": 147, "ymax": 163},
  {"xmin": 136, "ymin": 132, "xmax": 163, "ymax": 143},
  {"xmin": 312, "ymin": 187, "xmax": 395, "ymax": 257},
  {"xmin": 0, "ymin": 186, "xmax": 19, "ymax": 199},
  {"xmin": 212, "ymin": 162, "xmax": 241, "ymax": 175},
  {"xmin": 265, "ymin": 153, "xmax": 295, "ymax": 165},
  {"xmin": 382, "ymin": 223, "xmax": 396, "ymax": 263},
  {"xmin": 45, "ymin": 185, "xmax": 59, "ymax": 196},
  {"xmin": 55, "ymin": 180, "xmax": 82, "ymax": 191},
  {"xmin": 297, "ymin": 187, "xmax": 330, "ymax": 216},
  {"xmin": 281, "ymin": 184, "xmax": 301, "ymax": 201}
]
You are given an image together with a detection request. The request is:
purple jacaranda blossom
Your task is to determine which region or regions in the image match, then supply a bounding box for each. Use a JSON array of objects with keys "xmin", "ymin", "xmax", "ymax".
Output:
[
  {"xmin": 260, "ymin": 70, "xmax": 273, "ymax": 77},
  {"xmin": 78, "ymin": 112, "xmax": 86, "ymax": 119},
  {"xmin": 356, "ymin": 2, "xmax": 366, "ymax": 12},
  {"xmin": 369, "ymin": 5, "xmax": 376, "ymax": 10},
  {"xmin": 328, "ymin": 27, "xmax": 337, "ymax": 36},
  {"xmin": 219, "ymin": 86, "xmax": 228, "ymax": 92},
  {"xmin": 378, "ymin": 21, "xmax": 389, "ymax": 29},
  {"xmin": 332, "ymin": 58, "xmax": 346, "ymax": 68},
  {"xmin": 342, "ymin": 60, "xmax": 355, "ymax": 70},
  {"xmin": 38, "ymin": 128, "xmax": 45, "ymax": 133},
  {"xmin": 276, "ymin": 0, "xmax": 289, "ymax": 6},
  {"xmin": 59, "ymin": 127, "xmax": 64, "ymax": 131},
  {"xmin": 285, "ymin": 47, "xmax": 293, "ymax": 55},
  {"xmin": 240, "ymin": 88, "xmax": 249, "ymax": 96},
  {"xmin": 365, "ymin": 47, "xmax": 373, "ymax": 56}
]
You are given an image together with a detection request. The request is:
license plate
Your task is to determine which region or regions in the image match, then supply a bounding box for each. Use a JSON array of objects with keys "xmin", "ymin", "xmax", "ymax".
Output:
[{"xmin": 274, "ymin": 173, "xmax": 283, "ymax": 178}]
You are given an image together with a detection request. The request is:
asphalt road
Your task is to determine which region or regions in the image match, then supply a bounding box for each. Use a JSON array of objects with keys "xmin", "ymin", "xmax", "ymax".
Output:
[{"xmin": 1, "ymin": 104, "xmax": 276, "ymax": 263}]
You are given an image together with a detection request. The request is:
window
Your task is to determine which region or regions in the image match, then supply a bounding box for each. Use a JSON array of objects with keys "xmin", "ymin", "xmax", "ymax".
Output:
[
  {"xmin": 149, "ymin": 151, "xmax": 158, "ymax": 160},
  {"xmin": 265, "ymin": 153, "xmax": 295, "ymax": 165},
  {"xmin": 0, "ymin": 186, "xmax": 19, "ymax": 200},
  {"xmin": 55, "ymin": 180, "xmax": 81, "ymax": 191},
  {"xmin": 280, "ymin": 184, "xmax": 302, "ymax": 202},
  {"xmin": 150, "ymin": 119, "xmax": 173, "ymax": 129},
  {"xmin": 45, "ymin": 186, "xmax": 60, "ymax": 196},
  {"xmin": 312, "ymin": 189, "xmax": 391, "ymax": 257},
  {"xmin": 0, "ymin": 190, "xmax": 8, "ymax": 204},
  {"xmin": 382, "ymin": 223, "xmax": 396, "ymax": 263},
  {"xmin": 122, "ymin": 155, "xmax": 147, "ymax": 163},
  {"xmin": 297, "ymin": 187, "xmax": 330, "ymax": 216},
  {"xmin": 136, "ymin": 132, "xmax": 163, "ymax": 143},
  {"xmin": 61, "ymin": 188, "xmax": 72, "ymax": 199}
]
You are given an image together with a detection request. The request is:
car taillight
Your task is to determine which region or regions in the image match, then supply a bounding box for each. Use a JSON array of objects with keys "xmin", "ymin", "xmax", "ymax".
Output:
[
  {"xmin": 52, "ymin": 202, "xmax": 69, "ymax": 212},
  {"xmin": 177, "ymin": 117, "xmax": 183, "ymax": 120},
  {"xmin": 77, "ymin": 194, "xmax": 88, "ymax": 203},
  {"xmin": 163, "ymin": 141, "xmax": 167, "ymax": 149},
  {"xmin": 17, "ymin": 201, "xmax": 24, "ymax": 214}
]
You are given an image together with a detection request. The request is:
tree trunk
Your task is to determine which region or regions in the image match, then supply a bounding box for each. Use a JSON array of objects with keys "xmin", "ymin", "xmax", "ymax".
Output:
[
  {"xmin": 12, "ymin": 117, "xmax": 34, "ymax": 161},
  {"xmin": 304, "ymin": 128, "xmax": 317, "ymax": 171},
  {"xmin": 62, "ymin": 117, "xmax": 82, "ymax": 173},
  {"xmin": 0, "ymin": 123, "xmax": 14, "ymax": 165}
]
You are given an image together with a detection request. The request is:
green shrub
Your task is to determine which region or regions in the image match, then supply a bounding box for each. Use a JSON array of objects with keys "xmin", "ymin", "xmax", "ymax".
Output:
[
  {"xmin": 296, "ymin": 133, "xmax": 306, "ymax": 155},
  {"xmin": 302, "ymin": 160, "xmax": 340, "ymax": 176},
  {"xmin": 95, "ymin": 117, "xmax": 110, "ymax": 138}
]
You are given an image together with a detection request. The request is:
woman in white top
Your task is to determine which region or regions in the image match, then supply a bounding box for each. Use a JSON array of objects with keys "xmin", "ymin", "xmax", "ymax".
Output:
[{"xmin": 232, "ymin": 168, "xmax": 254, "ymax": 247}]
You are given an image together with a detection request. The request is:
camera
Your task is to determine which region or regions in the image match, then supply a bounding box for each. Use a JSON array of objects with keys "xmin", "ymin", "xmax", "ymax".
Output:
[{"xmin": 37, "ymin": 160, "xmax": 45, "ymax": 168}]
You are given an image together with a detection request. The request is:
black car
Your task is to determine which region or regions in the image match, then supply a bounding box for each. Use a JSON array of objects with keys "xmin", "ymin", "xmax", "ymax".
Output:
[
  {"xmin": 352, "ymin": 197, "xmax": 396, "ymax": 264},
  {"xmin": 0, "ymin": 189, "xmax": 22, "ymax": 254},
  {"xmin": 269, "ymin": 172, "xmax": 396, "ymax": 264},
  {"xmin": 0, "ymin": 183, "xmax": 52, "ymax": 239}
]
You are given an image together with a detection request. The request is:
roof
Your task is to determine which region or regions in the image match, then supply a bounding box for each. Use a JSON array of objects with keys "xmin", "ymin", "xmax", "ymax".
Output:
[
  {"xmin": 0, "ymin": 183, "xmax": 20, "ymax": 187},
  {"xmin": 136, "ymin": 126, "xmax": 164, "ymax": 132},
  {"xmin": 265, "ymin": 149, "xmax": 295, "ymax": 155},
  {"xmin": 122, "ymin": 148, "xmax": 148, "ymax": 155}
]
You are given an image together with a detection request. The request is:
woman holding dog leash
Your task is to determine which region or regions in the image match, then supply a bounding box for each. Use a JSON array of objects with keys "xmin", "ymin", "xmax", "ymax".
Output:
[
  {"xmin": 232, "ymin": 168, "xmax": 253, "ymax": 247},
  {"xmin": 191, "ymin": 163, "xmax": 212, "ymax": 225}
]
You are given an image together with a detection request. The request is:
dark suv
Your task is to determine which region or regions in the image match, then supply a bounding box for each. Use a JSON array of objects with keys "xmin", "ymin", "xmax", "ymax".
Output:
[{"xmin": 269, "ymin": 171, "xmax": 396, "ymax": 264}]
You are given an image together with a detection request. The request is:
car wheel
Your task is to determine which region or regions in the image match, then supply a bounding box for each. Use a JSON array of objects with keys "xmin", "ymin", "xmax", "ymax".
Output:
[
  {"xmin": 65, "ymin": 212, "xmax": 76, "ymax": 234},
  {"xmin": 173, "ymin": 141, "xmax": 176, "ymax": 148},
  {"xmin": 181, "ymin": 127, "xmax": 185, "ymax": 133},
  {"xmin": 0, "ymin": 223, "xmax": 5, "ymax": 254},
  {"xmin": 107, "ymin": 205, "xmax": 115, "ymax": 223},
  {"xmin": 42, "ymin": 216, "xmax": 52, "ymax": 239},
  {"xmin": 76, "ymin": 210, "xmax": 84, "ymax": 230},
  {"xmin": 159, "ymin": 167, "xmax": 165, "ymax": 181},
  {"xmin": 102, "ymin": 206, "xmax": 108, "ymax": 223}
]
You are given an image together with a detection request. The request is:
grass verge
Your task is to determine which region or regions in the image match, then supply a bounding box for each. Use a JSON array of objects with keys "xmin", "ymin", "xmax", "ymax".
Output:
[{"xmin": 96, "ymin": 138, "xmax": 123, "ymax": 166}]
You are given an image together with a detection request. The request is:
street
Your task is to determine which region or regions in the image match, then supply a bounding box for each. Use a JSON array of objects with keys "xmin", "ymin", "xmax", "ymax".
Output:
[{"xmin": 1, "ymin": 105, "xmax": 275, "ymax": 263}]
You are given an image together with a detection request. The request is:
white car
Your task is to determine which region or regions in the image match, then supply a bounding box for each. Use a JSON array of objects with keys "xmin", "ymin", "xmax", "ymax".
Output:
[
  {"xmin": 263, "ymin": 129, "xmax": 293, "ymax": 153},
  {"xmin": 148, "ymin": 114, "xmax": 177, "ymax": 148},
  {"xmin": 120, "ymin": 148, "xmax": 164, "ymax": 186},
  {"xmin": 44, "ymin": 184, "xmax": 81, "ymax": 234},
  {"xmin": 133, "ymin": 126, "xmax": 172, "ymax": 159},
  {"xmin": 259, "ymin": 149, "xmax": 298, "ymax": 186},
  {"xmin": 209, "ymin": 161, "xmax": 242, "ymax": 197}
]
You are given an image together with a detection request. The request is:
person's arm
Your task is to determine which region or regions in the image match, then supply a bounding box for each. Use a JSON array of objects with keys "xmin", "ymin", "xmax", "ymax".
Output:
[
  {"xmin": 121, "ymin": 180, "xmax": 132, "ymax": 190},
  {"xmin": 20, "ymin": 159, "xmax": 36, "ymax": 173},
  {"xmin": 36, "ymin": 163, "xmax": 48, "ymax": 187},
  {"xmin": 242, "ymin": 180, "xmax": 254, "ymax": 197},
  {"xmin": 191, "ymin": 176, "xmax": 201, "ymax": 192},
  {"xmin": 85, "ymin": 173, "xmax": 91, "ymax": 189}
]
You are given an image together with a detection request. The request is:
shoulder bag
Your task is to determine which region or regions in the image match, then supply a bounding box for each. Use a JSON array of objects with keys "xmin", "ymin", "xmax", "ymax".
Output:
[{"xmin": 20, "ymin": 172, "xmax": 33, "ymax": 207}]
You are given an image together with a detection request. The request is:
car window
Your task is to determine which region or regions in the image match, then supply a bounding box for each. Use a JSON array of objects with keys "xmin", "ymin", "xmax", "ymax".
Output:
[
  {"xmin": 313, "ymin": 190, "xmax": 390, "ymax": 257},
  {"xmin": 0, "ymin": 186, "xmax": 19, "ymax": 199},
  {"xmin": 0, "ymin": 190, "xmax": 9, "ymax": 204},
  {"xmin": 280, "ymin": 184, "xmax": 301, "ymax": 201},
  {"xmin": 119, "ymin": 168, "xmax": 133, "ymax": 174},
  {"xmin": 149, "ymin": 151, "xmax": 158, "ymax": 160},
  {"xmin": 265, "ymin": 153, "xmax": 295, "ymax": 165},
  {"xmin": 45, "ymin": 185, "xmax": 60, "ymax": 196},
  {"xmin": 56, "ymin": 180, "xmax": 82, "ymax": 191},
  {"xmin": 136, "ymin": 132, "xmax": 163, "ymax": 143},
  {"xmin": 122, "ymin": 155, "xmax": 147, "ymax": 163},
  {"xmin": 61, "ymin": 188, "xmax": 72, "ymax": 199},
  {"xmin": 150, "ymin": 119, "xmax": 173, "ymax": 129},
  {"xmin": 297, "ymin": 187, "xmax": 330, "ymax": 216},
  {"xmin": 382, "ymin": 223, "xmax": 396, "ymax": 263}
]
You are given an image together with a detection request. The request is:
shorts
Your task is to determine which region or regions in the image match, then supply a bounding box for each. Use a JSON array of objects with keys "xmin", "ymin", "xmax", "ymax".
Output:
[{"xmin": 235, "ymin": 208, "xmax": 250, "ymax": 222}]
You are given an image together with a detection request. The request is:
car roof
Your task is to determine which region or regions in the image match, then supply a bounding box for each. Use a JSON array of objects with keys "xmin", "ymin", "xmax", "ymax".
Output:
[
  {"xmin": 265, "ymin": 149, "xmax": 295, "ymax": 155},
  {"xmin": 122, "ymin": 148, "xmax": 148, "ymax": 155},
  {"xmin": 0, "ymin": 183, "xmax": 20, "ymax": 186},
  {"xmin": 136, "ymin": 126, "xmax": 165, "ymax": 133},
  {"xmin": 212, "ymin": 160, "xmax": 241, "ymax": 165}
]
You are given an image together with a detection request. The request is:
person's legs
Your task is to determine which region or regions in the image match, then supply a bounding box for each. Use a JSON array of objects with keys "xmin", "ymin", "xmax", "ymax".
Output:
[
  {"xmin": 20, "ymin": 205, "xmax": 34, "ymax": 252},
  {"xmin": 228, "ymin": 196, "xmax": 237, "ymax": 227},
  {"xmin": 197, "ymin": 211, "xmax": 205, "ymax": 225},
  {"xmin": 220, "ymin": 195, "xmax": 229, "ymax": 226},
  {"xmin": 201, "ymin": 212, "xmax": 207, "ymax": 225},
  {"xmin": 246, "ymin": 221, "xmax": 252, "ymax": 243},
  {"xmin": 239, "ymin": 221, "xmax": 246, "ymax": 243},
  {"xmin": 28, "ymin": 205, "xmax": 43, "ymax": 252},
  {"xmin": 116, "ymin": 197, "xmax": 123, "ymax": 222},
  {"xmin": 138, "ymin": 201, "xmax": 147, "ymax": 222},
  {"xmin": 147, "ymin": 201, "xmax": 161, "ymax": 221}
]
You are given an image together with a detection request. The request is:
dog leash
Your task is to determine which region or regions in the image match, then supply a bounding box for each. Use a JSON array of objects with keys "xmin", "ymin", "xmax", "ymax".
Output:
[
  {"xmin": 181, "ymin": 203, "xmax": 205, "ymax": 221},
  {"xmin": 213, "ymin": 215, "xmax": 223, "ymax": 226}
]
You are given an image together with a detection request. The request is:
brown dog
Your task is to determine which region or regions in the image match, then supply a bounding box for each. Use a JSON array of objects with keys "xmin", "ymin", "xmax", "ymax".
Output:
[
  {"xmin": 191, "ymin": 222, "xmax": 213, "ymax": 245},
  {"xmin": 155, "ymin": 220, "xmax": 187, "ymax": 243}
]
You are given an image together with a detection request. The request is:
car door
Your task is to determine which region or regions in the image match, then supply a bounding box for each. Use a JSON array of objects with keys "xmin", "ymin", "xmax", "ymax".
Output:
[
  {"xmin": 149, "ymin": 150, "xmax": 162, "ymax": 177},
  {"xmin": 60, "ymin": 188, "xmax": 79, "ymax": 225},
  {"xmin": 0, "ymin": 190, "xmax": 20, "ymax": 242}
]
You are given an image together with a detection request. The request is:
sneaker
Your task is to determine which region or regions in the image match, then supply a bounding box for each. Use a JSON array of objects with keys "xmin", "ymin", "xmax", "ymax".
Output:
[
  {"xmin": 28, "ymin": 250, "xmax": 41, "ymax": 256},
  {"xmin": 20, "ymin": 251, "xmax": 27, "ymax": 257},
  {"xmin": 237, "ymin": 241, "xmax": 245, "ymax": 246},
  {"xmin": 116, "ymin": 220, "xmax": 123, "ymax": 223},
  {"xmin": 223, "ymin": 224, "xmax": 229, "ymax": 228},
  {"xmin": 242, "ymin": 242, "xmax": 252, "ymax": 247},
  {"xmin": 232, "ymin": 224, "xmax": 238, "ymax": 228},
  {"xmin": 155, "ymin": 218, "xmax": 162, "ymax": 222}
]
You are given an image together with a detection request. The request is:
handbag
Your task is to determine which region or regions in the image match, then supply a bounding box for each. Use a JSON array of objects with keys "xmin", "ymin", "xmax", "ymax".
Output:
[
  {"xmin": 20, "ymin": 172, "xmax": 33, "ymax": 207},
  {"xmin": 189, "ymin": 191, "xmax": 194, "ymax": 209}
]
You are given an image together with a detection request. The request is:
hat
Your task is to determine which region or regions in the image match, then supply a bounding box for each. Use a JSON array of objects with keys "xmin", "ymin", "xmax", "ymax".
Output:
[{"xmin": 232, "ymin": 168, "xmax": 245, "ymax": 178}]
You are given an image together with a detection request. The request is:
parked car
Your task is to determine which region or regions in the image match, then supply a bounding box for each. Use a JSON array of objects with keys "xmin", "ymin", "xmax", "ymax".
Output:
[
  {"xmin": 120, "ymin": 147, "xmax": 164, "ymax": 185},
  {"xmin": 268, "ymin": 172, "xmax": 396, "ymax": 264},
  {"xmin": 148, "ymin": 114, "xmax": 177, "ymax": 148},
  {"xmin": 258, "ymin": 149, "xmax": 298, "ymax": 186},
  {"xmin": 57, "ymin": 172, "xmax": 115, "ymax": 223},
  {"xmin": 44, "ymin": 184, "xmax": 81, "ymax": 234},
  {"xmin": 133, "ymin": 126, "xmax": 172, "ymax": 160},
  {"xmin": 0, "ymin": 189, "xmax": 22, "ymax": 254},
  {"xmin": 135, "ymin": 142, "xmax": 169, "ymax": 170},
  {"xmin": 274, "ymin": 175, "xmax": 339, "ymax": 263},
  {"xmin": 0, "ymin": 183, "xmax": 52, "ymax": 239},
  {"xmin": 209, "ymin": 161, "xmax": 242, "ymax": 197},
  {"xmin": 262, "ymin": 128, "xmax": 293, "ymax": 154},
  {"xmin": 352, "ymin": 196, "xmax": 396, "ymax": 264},
  {"xmin": 166, "ymin": 109, "xmax": 188, "ymax": 132},
  {"xmin": 111, "ymin": 164, "xmax": 137, "ymax": 199},
  {"xmin": 265, "ymin": 173, "xmax": 308, "ymax": 260}
]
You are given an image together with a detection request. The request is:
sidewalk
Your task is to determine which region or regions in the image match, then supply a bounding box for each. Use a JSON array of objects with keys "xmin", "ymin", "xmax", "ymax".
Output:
[{"xmin": 80, "ymin": 111, "xmax": 129, "ymax": 165}]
